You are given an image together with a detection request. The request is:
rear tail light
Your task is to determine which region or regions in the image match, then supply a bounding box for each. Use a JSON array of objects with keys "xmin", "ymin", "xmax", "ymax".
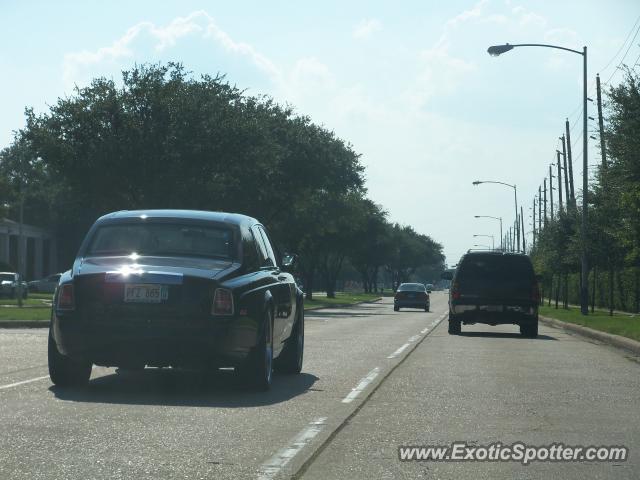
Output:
[
  {"xmin": 57, "ymin": 284, "xmax": 75, "ymax": 310},
  {"xmin": 451, "ymin": 282, "xmax": 461, "ymax": 300},
  {"xmin": 531, "ymin": 282, "xmax": 540, "ymax": 303},
  {"xmin": 212, "ymin": 288, "xmax": 234, "ymax": 315}
]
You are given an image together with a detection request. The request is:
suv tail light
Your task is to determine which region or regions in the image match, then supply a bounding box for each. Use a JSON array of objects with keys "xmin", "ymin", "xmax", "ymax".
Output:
[
  {"xmin": 212, "ymin": 288, "xmax": 234, "ymax": 315},
  {"xmin": 531, "ymin": 282, "xmax": 540, "ymax": 303},
  {"xmin": 57, "ymin": 284, "xmax": 75, "ymax": 310},
  {"xmin": 451, "ymin": 282, "xmax": 461, "ymax": 300}
]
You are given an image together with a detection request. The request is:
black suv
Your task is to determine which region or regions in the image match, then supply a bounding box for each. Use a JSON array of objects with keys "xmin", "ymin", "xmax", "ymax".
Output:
[{"xmin": 444, "ymin": 251, "xmax": 540, "ymax": 337}]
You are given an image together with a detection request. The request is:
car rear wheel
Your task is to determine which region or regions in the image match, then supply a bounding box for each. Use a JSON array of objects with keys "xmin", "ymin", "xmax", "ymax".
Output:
[
  {"xmin": 48, "ymin": 331, "xmax": 92, "ymax": 387},
  {"xmin": 238, "ymin": 309, "xmax": 274, "ymax": 391},
  {"xmin": 394, "ymin": 306, "xmax": 400, "ymax": 311},
  {"xmin": 424, "ymin": 304, "xmax": 430, "ymax": 312},
  {"xmin": 448, "ymin": 315, "xmax": 461, "ymax": 335},
  {"xmin": 275, "ymin": 305, "xmax": 304, "ymax": 374},
  {"xmin": 520, "ymin": 322, "xmax": 538, "ymax": 338}
]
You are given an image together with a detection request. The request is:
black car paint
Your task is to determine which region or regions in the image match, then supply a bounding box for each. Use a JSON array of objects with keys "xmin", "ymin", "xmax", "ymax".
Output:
[{"xmin": 50, "ymin": 210, "xmax": 302, "ymax": 369}]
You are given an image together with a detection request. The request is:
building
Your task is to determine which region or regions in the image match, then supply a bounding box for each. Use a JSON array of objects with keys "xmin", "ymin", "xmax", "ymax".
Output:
[{"xmin": 0, "ymin": 218, "xmax": 57, "ymax": 280}]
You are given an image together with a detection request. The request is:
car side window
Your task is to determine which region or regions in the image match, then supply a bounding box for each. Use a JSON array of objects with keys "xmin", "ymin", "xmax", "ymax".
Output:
[
  {"xmin": 242, "ymin": 228, "xmax": 261, "ymax": 270},
  {"xmin": 257, "ymin": 226, "xmax": 278, "ymax": 267},
  {"xmin": 251, "ymin": 226, "xmax": 274, "ymax": 267}
]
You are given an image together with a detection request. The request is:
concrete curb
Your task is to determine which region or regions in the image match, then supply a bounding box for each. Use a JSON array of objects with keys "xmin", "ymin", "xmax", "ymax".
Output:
[
  {"xmin": 539, "ymin": 315, "xmax": 640, "ymax": 356},
  {"xmin": 0, "ymin": 320, "xmax": 49, "ymax": 328},
  {"xmin": 304, "ymin": 297, "xmax": 382, "ymax": 311},
  {"xmin": 0, "ymin": 298, "xmax": 384, "ymax": 328}
]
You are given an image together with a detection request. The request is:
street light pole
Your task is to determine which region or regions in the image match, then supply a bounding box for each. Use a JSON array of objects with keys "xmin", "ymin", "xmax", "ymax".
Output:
[
  {"xmin": 580, "ymin": 46, "xmax": 589, "ymax": 314},
  {"xmin": 474, "ymin": 215, "xmax": 503, "ymax": 251},
  {"xmin": 487, "ymin": 42, "xmax": 589, "ymax": 314},
  {"xmin": 473, "ymin": 234, "xmax": 495, "ymax": 250},
  {"xmin": 472, "ymin": 180, "xmax": 519, "ymax": 252}
]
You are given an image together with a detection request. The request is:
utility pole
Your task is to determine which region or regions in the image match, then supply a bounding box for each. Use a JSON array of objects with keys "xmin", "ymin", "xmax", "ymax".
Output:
[
  {"xmin": 565, "ymin": 119, "xmax": 575, "ymax": 205},
  {"xmin": 596, "ymin": 74, "xmax": 607, "ymax": 169},
  {"xmin": 549, "ymin": 165, "xmax": 555, "ymax": 221},
  {"xmin": 543, "ymin": 179, "xmax": 547, "ymax": 227},
  {"xmin": 17, "ymin": 191, "xmax": 24, "ymax": 308},
  {"xmin": 520, "ymin": 206, "xmax": 526, "ymax": 254},
  {"xmin": 538, "ymin": 185, "xmax": 542, "ymax": 232},
  {"xmin": 533, "ymin": 196, "xmax": 537, "ymax": 247},
  {"xmin": 556, "ymin": 150, "xmax": 564, "ymax": 213},
  {"xmin": 561, "ymin": 135, "xmax": 570, "ymax": 206}
]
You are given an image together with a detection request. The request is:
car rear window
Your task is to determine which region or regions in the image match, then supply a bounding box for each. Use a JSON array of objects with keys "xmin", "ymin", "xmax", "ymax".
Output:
[
  {"xmin": 398, "ymin": 283, "xmax": 426, "ymax": 292},
  {"xmin": 87, "ymin": 223, "xmax": 235, "ymax": 260},
  {"xmin": 457, "ymin": 254, "xmax": 534, "ymax": 283}
]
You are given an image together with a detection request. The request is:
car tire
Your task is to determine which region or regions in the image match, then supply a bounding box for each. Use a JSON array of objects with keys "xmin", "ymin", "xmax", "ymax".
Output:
[
  {"xmin": 425, "ymin": 304, "xmax": 430, "ymax": 312},
  {"xmin": 48, "ymin": 331, "xmax": 92, "ymax": 387},
  {"xmin": 275, "ymin": 305, "xmax": 304, "ymax": 374},
  {"xmin": 394, "ymin": 306, "xmax": 400, "ymax": 311},
  {"xmin": 239, "ymin": 309, "xmax": 274, "ymax": 391},
  {"xmin": 520, "ymin": 322, "xmax": 538, "ymax": 338},
  {"xmin": 448, "ymin": 315, "xmax": 461, "ymax": 335}
]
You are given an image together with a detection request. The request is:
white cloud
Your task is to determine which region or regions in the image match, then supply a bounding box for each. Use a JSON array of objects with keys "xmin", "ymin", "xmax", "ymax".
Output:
[
  {"xmin": 353, "ymin": 19, "xmax": 382, "ymax": 39},
  {"xmin": 62, "ymin": 10, "xmax": 282, "ymax": 89}
]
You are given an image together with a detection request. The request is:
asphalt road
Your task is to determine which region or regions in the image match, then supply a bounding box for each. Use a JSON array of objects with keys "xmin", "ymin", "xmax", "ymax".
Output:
[
  {"xmin": 1, "ymin": 293, "xmax": 638, "ymax": 479},
  {"xmin": 0, "ymin": 293, "xmax": 448, "ymax": 480}
]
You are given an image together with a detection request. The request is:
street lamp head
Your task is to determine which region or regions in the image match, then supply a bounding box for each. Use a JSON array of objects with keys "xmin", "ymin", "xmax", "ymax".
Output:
[{"xmin": 487, "ymin": 44, "xmax": 514, "ymax": 56}]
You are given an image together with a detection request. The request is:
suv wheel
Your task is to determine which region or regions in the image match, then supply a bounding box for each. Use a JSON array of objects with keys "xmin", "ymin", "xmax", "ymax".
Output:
[
  {"xmin": 48, "ymin": 331, "xmax": 92, "ymax": 387},
  {"xmin": 275, "ymin": 306, "xmax": 304, "ymax": 374},
  {"xmin": 448, "ymin": 315, "xmax": 461, "ymax": 335},
  {"xmin": 394, "ymin": 306, "xmax": 400, "ymax": 312},
  {"xmin": 520, "ymin": 322, "xmax": 538, "ymax": 338}
]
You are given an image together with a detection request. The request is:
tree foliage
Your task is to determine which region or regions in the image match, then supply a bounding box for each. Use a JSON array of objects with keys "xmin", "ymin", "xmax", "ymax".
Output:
[{"xmin": 0, "ymin": 63, "xmax": 444, "ymax": 290}]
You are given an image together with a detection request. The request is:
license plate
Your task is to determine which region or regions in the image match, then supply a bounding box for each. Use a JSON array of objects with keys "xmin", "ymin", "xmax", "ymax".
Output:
[{"xmin": 124, "ymin": 284, "xmax": 169, "ymax": 303}]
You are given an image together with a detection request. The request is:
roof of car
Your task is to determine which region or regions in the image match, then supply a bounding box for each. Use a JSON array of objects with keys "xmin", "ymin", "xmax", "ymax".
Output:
[
  {"xmin": 464, "ymin": 250, "xmax": 529, "ymax": 257},
  {"xmin": 95, "ymin": 209, "xmax": 259, "ymax": 227}
]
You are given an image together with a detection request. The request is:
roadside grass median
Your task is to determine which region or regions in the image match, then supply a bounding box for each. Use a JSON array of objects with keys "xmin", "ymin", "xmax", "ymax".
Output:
[
  {"xmin": 539, "ymin": 305, "xmax": 640, "ymax": 342},
  {"xmin": 304, "ymin": 292, "xmax": 381, "ymax": 310},
  {"xmin": 0, "ymin": 306, "xmax": 51, "ymax": 322}
]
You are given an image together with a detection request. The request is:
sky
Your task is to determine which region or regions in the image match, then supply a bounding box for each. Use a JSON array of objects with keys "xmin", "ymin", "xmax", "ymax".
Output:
[{"xmin": 2, "ymin": 0, "xmax": 640, "ymax": 266}]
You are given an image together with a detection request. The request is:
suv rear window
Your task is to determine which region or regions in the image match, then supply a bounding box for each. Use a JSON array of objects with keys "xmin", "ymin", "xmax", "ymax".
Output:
[{"xmin": 456, "ymin": 254, "xmax": 534, "ymax": 284}]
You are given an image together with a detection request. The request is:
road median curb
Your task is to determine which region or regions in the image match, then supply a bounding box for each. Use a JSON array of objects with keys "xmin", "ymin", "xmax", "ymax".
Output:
[
  {"xmin": 539, "ymin": 315, "xmax": 640, "ymax": 356},
  {"xmin": 0, "ymin": 320, "xmax": 49, "ymax": 328},
  {"xmin": 0, "ymin": 299, "xmax": 385, "ymax": 327},
  {"xmin": 304, "ymin": 297, "xmax": 382, "ymax": 311}
]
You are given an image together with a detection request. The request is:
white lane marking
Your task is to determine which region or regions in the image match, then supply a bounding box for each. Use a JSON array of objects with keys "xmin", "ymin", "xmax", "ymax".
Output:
[
  {"xmin": 420, "ymin": 328, "xmax": 429, "ymax": 334},
  {"xmin": 408, "ymin": 335, "xmax": 421, "ymax": 343},
  {"xmin": 0, "ymin": 375, "xmax": 49, "ymax": 391},
  {"xmin": 387, "ymin": 343, "xmax": 410, "ymax": 359},
  {"xmin": 258, "ymin": 417, "xmax": 328, "ymax": 480},
  {"xmin": 341, "ymin": 367, "xmax": 381, "ymax": 404}
]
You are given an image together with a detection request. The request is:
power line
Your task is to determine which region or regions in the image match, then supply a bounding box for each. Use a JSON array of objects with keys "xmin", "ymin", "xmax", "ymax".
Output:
[
  {"xmin": 603, "ymin": 21, "xmax": 640, "ymax": 85},
  {"xmin": 599, "ymin": 13, "xmax": 640, "ymax": 74}
]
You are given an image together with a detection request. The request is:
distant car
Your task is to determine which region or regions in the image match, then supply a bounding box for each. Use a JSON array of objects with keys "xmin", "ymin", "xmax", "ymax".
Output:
[
  {"xmin": 444, "ymin": 251, "xmax": 539, "ymax": 337},
  {"xmin": 48, "ymin": 210, "xmax": 304, "ymax": 390},
  {"xmin": 394, "ymin": 283, "xmax": 430, "ymax": 312},
  {"xmin": 0, "ymin": 272, "xmax": 28, "ymax": 299},
  {"xmin": 28, "ymin": 273, "xmax": 62, "ymax": 293}
]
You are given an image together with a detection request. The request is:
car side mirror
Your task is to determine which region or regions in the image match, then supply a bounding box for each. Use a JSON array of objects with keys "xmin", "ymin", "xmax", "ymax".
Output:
[
  {"xmin": 440, "ymin": 271, "xmax": 453, "ymax": 281},
  {"xmin": 427, "ymin": 290, "xmax": 432, "ymax": 294},
  {"xmin": 281, "ymin": 253, "xmax": 297, "ymax": 272}
]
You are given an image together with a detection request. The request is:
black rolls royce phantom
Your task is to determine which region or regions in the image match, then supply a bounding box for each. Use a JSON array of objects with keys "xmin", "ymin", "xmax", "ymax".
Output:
[{"xmin": 48, "ymin": 210, "xmax": 304, "ymax": 390}]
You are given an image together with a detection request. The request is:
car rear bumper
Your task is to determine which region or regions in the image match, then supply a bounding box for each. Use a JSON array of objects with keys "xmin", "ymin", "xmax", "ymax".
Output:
[
  {"xmin": 450, "ymin": 303, "xmax": 537, "ymax": 325},
  {"xmin": 51, "ymin": 310, "xmax": 260, "ymax": 368},
  {"xmin": 395, "ymin": 299, "xmax": 429, "ymax": 308}
]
